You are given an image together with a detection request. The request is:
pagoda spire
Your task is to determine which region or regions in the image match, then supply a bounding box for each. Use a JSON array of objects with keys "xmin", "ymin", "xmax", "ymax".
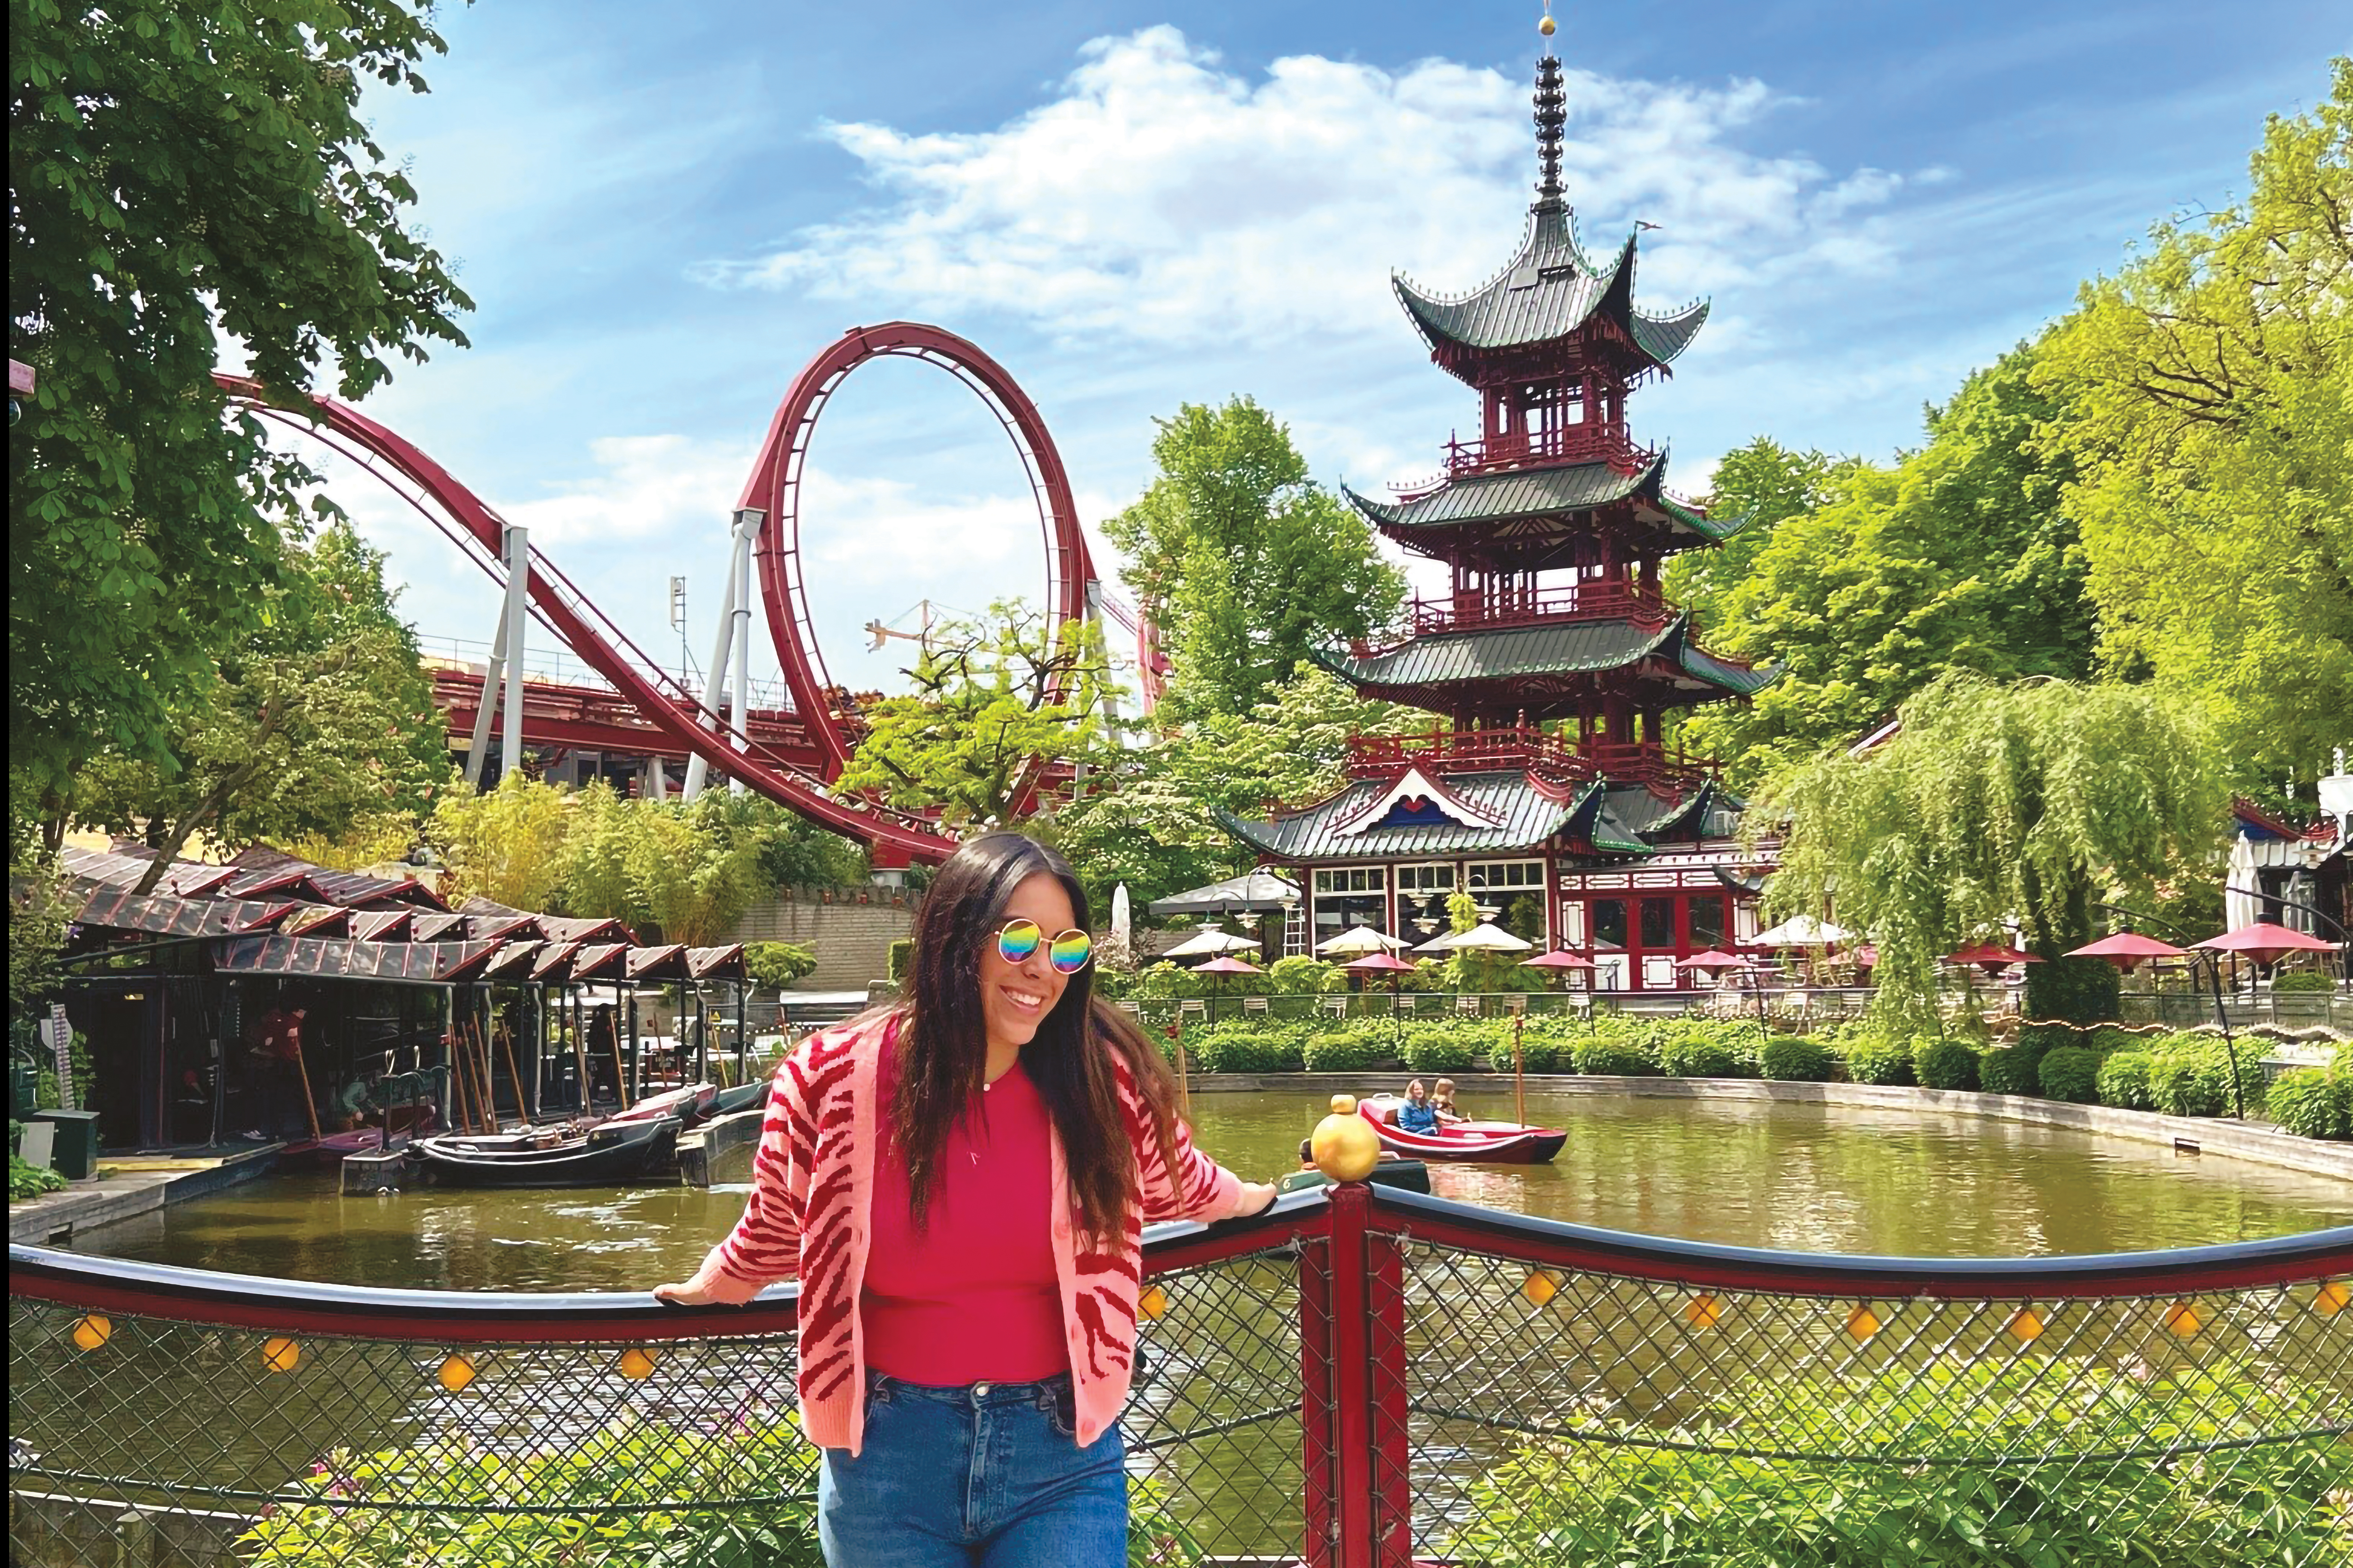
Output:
[{"xmin": 1532, "ymin": 52, "xmax": 1568, "ymax": 214}]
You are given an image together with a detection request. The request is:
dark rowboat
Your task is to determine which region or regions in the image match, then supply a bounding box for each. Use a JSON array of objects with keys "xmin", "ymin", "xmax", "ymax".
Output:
[
  {"xmin": 608, "ymin": 1082, "xmax": 717, "ymax": 1126},
  {"xmin": 1278, "ymin": 1159, "xmax": 1432, "ymax": 1196},
  {"xmin": 706, "ymin": 1080, "xmax": 770, "ymax": 1119},
  {"xmin": 406, "ymin": 1116, "xmax": 681, "ymax": 1187},
  {"xmin": 1358, "ymin": 1095, "xmax": 1566, "ymax": 1164}
]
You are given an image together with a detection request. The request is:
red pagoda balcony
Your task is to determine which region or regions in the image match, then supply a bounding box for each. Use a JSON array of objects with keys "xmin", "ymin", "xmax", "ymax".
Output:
[
  {"xmin": 1403, "ymin": 577, "xmax": 1672, "ymax": 640},
  {"xmin": 1342, "ymin": 728, "xmax": 1717, "ymax": 791},
  {"xmin": 1443, "ymin": 423, "xmax": 1656, "ymax": 479}
]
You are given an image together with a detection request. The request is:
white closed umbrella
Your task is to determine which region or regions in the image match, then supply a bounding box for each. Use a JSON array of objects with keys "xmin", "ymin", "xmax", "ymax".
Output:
[
  {"xmin": 1161, "ymin": 925, "xmax": 1263, "ymax": 959},
  {"xmin": 1751, "ymin": 916, "xmax": 1853, "ymax": 948},
  {"xmin": 1110, "ymin": 884, "xmax": 1132, "ymax": 951},
  {"xmin": 1316, "ymin": 924, "xmax": 1408, "ymax": 957},
  {"xmin": 1417, "ymin": 921, "xmax": 1532, "ymax": 955}
]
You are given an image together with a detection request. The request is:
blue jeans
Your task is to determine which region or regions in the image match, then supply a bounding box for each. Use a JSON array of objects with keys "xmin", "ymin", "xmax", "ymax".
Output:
[{"xmin": 818, "ymin": 1371, "xmax": 1126, "ymax": 1567}]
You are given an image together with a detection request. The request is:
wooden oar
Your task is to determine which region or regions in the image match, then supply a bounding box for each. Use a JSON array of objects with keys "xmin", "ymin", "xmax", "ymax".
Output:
[
  {"xmin": 1512, "ymin": 1012, "xmax": 1527, "ymax": 1130},
  {"xmin": 289, "ymin": 1037, "xmax": 323, "ymax": 1143},
  {"xmin": 496, "ymin": 1020, "xmax": 528, "ymax": 1125},
  {"xmin": 608, "ymin": 1024, "xmax": 632, "ymax": 1113}
]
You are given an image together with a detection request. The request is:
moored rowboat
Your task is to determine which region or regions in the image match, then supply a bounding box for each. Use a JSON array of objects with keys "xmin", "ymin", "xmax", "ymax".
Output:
[
  {"xmin": 406, "ymin": 1115, "xmax": 681, "ymax": 1187},
  {"xmin": 1357, "ymin": 1095, "xmax": 1565, "ymax": 1164}
]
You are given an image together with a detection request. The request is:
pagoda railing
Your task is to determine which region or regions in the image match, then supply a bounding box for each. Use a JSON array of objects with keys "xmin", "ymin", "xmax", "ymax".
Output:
[
  {"xmin": 1392, "ymin": 578, "xmax": 1672, "ymax": 643},
  {"xmin": 1442, "ymin": 423, "xmax": 1655, "ymax": 480},
  {"xmin": 1338, "ymin": 730, "xmax": 1717, "ymax": 791}
]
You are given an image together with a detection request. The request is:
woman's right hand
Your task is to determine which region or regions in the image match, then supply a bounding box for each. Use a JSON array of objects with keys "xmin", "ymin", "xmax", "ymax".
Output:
[{"xmin": 651, "ymin": 1277, "xmax": 724, "ymax": 1307}]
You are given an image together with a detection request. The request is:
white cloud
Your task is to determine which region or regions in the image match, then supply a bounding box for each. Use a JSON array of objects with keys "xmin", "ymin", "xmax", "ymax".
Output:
[
  {"xmin": 497, "ymin": 433, "xmax": 753, "ymax": 548},
  {"xmin": 701, "ymin": 26, "xmax": 1922, "ymax": 347}
]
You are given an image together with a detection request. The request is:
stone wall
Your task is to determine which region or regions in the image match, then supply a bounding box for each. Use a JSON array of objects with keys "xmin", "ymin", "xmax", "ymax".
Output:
[{"xmin": 730, "ymin": 893, "xmax": 914, "ymax": 992}]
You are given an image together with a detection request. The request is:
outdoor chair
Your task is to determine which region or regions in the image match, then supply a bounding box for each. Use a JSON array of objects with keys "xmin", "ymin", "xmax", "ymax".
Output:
[
  {"xmin": 1320, "ymin": 995, "xmax": 1349, "ymax": 1020},
  {"xmin": 1178, "ymin": 999, "xmax": 1207, "ymax": 1021},
  {"xmin": 1456, "ymin": 994, "xmax": 1483, "ymax": 1018},
  {"xmin": 1243, "ymin": 995, "xmax": 1269, "ymax": 1015}
]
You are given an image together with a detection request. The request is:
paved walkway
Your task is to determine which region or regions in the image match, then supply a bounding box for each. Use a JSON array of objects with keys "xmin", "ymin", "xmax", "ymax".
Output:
[{"xmin": 9, "ymin": 1144, "xmax": 281, "ymax": 1246}]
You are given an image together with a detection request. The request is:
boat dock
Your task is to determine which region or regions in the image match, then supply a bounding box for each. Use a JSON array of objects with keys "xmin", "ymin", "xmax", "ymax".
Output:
[{"xmin": 7, "ymin": 1145, "xmax": 282, "ymax": 1246}]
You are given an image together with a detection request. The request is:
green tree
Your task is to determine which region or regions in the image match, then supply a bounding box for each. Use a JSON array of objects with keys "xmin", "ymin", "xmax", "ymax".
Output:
[
  {"xmin": 626, "ymin": 795, "xmax": 768, "ymax": 948},
  {"xmin": 1758, "ymin": 675, "xmax": 2224, "ymax": 1037},
  {"xmin": 835, "ymin": 599, "xmax": 1124, "ymax": 830},
  {"xmin": 2034, "ymin": 59, "xmax": 2353, "ymax": 783},
  {"xmin": 1664, "ymin": 437, "xmax": 1855, "ymax": 632},
  {"xmin": 10, "ymin": 0, "xmax": 472, "ymax": 817},
  {"xmin": 1041, "ymin": 662, "xmax": 1414, "ymax": 918},
  {"xmin": 1103, "ymin": 398, "xmax": 1406, "ymax": 720},
  {"xmin": 431, "ymin": 775, "xmax": 571, "ymax": 913},
  {"xmin": 558, "ymin": 781, "xmax": 638, "ymax": 923},
  {"xmin": 65, "ymin": 523, "xmax": 453, "ymax": 890},
  {"xmin": 1680, "ymin": 348, "xmax": 2094, "ymax": 787}
]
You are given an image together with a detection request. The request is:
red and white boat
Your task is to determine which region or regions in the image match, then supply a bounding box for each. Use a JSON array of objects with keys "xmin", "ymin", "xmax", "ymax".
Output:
[{"xmin": 1358, "ymin": 1095, "xmax": 1566, "ymax": 1165}]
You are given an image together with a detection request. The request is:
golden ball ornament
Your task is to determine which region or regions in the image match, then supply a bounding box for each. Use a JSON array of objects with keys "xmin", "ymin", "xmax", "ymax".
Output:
[
  {"xmin": 1138, "ymin": 1285, "xmax": 1168, "ymax": 1321},
  {"xmin": 71, "ymin": 1314, "xmax": 112, "ymax": 1352},
  {"xmin": 437, "ymin": 1353, "xmax": 478, "ymax": 1393},
  {"xmin": 261, "ymin": 1336, "xmax": 302, "ymax": 1373},
  {"xmin": 1310, "ymin": 1095, "xmax": 1381, "ymax": 1183},
  {"xmin": 1539, "ymin": 14, "xmax": 1556, "ymax": 36},
  {"xmin": 618, "ymin": 1346, "xmax": 658, "ymax": 1380}
]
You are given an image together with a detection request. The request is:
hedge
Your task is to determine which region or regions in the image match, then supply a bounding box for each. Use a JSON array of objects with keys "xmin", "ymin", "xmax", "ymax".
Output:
[
  {"xmin": 1759, "ymin": 1036, "xmax": 1835, "ymax": 1082},
  {"xmin": 2147, "ymin": 1033, "xmax": 2267, "ymax": 1119},
  {"xmin": 2036, "ymin": 1046, "xmax": 2101, "ymax": 1104},
  {"xmin": 1841, "ymin": 1035, "xmax": 1916, "ymax": 1086},
  {"xmin": 2094, "ymin": 1052, "xmax": 2155, "ymax": 1112},
  {"xmin": 1656, "ymin": 1020, "xmax": 1761, "ymax": 1079},
  {"xmin": 1570, "ymin": 1038, "xmax": 1660, "ymax": 1077},
  {"xmin": 2266, "ymin": 1064, "xmax": 2350, "ymax": 1141},
  {"xmin": 1302, "ymin": 1031, "xmax": 1391, "ymax": 1073},
  {"xmin": 1914, "ymin": 1038, "xmax": 1979, "ymax": 1091},
  {"xmin": 2271, "ymin": 970, "xmax": 2335, "ymax": 994},
  {"xmin": 1976, "ymin": 1047, "xmax": 2037, "ymax": 1096}
]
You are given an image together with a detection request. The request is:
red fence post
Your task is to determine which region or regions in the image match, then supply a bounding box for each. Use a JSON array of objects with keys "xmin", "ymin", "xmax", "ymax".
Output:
[
  {"xmin": 1366, "ymin": 1224, "xmax": 1415, "ymax": 1567},
  {"xmin": 1299, "ymin": 1228, "xmax": 1338, "ymax": 1568},
  {"xmin": 1319, "ymin": 1182, "xmax": 1379, "ymax": 1568}
]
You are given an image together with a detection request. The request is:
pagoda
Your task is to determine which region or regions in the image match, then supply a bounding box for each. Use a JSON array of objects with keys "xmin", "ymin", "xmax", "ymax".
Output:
[{"xmin": 1219, "ymin": 49, "xmax": 1777, "ymax": 991}]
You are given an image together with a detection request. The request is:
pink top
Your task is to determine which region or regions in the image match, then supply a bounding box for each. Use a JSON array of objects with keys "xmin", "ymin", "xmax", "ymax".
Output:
[
  {"xmin": 863, "ymin": 1046, "xmax": 1066, "ymax": 1384},
  {"xmin": 689, "ymin": 1011, "xmax": 1260, "ymax": 1454}
]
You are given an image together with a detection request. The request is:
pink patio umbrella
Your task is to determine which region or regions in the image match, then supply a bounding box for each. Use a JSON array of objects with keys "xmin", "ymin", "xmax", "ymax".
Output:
[
  {"xmin": 1943, "ymin": 942, "xmax": 2043, "ymax": 978},
  {"xmin": 1342, "ymin": 949, "xmax": 1419, "ymax": 1002},
  {"xmin": 2065, "ymin": 932, "xmax": 2188, "ymax": 973},
  {"xmin": 1518, "ymin": 949, "xmax": 1597, "ymax": 990},
  {"xmin": 2193, "ymin": 923, "xmax": 2339, "ymax": 969},
  {"xmin": 1190, "ymin": 954, "xmax": 1265, "ymax": 978},
  {"xmin": 1675, "ymin": 949, "xmax": 1761, "ymax": 978}
]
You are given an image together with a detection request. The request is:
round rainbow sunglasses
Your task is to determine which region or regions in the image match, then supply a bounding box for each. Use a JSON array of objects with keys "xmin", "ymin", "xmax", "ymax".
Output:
[{"xmin": 995, "ymin": 919, "xmax": 1093, "ymax": 975}]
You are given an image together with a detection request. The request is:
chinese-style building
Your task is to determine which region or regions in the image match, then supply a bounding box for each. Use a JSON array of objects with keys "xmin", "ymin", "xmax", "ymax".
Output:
[{"xmin": 1219, "ymin": 50, "xmax": 1778, "ymax": 990}]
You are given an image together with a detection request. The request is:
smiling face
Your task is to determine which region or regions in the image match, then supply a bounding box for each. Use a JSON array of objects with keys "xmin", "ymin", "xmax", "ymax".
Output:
[{"xmin": 978, "ymin": 870, "xmax": 1078, "ymax": 1056}]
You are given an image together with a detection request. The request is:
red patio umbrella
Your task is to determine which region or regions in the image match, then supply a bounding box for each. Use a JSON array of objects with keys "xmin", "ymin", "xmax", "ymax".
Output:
[
  {"xmin": 1190, "ymin": 954, "xmax": 1265, "ymax": 975},
  {"xmin": 2065, "ymin": 932, "xmax": 2188, "ymax": 973},
  {"xmin": 1675, "ymin": 950, "xmax": 1760, "ymax": 977},
  {"xmin": 1342, "ymin": 949, "xmax": 1417, "ymax": 1000},
  {"xmin": 1944, "ymin": 942, "xmax": 2043, "ymax": 977},
  {"xmin": 2193, "ymin": 923, "xmax": 2339, "ymax": 968}
]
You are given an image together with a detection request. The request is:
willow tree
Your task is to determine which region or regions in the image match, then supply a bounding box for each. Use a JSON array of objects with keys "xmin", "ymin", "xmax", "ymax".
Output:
[{"xmin": 1757, "ymin": 676, "xmax": 2224, "ymax": 1038}]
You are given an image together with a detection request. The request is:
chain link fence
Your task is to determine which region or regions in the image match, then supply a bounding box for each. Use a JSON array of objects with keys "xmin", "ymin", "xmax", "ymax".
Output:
[{"xmin": 12, "ymin": 1194, "xmax": 2351, "ymax": 1568}]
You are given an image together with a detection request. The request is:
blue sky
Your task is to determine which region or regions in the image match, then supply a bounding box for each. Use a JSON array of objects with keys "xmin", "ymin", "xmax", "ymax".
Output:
[{"xmin": 314, "ymin": 0, "xmax": 2347, "ymax": 697}]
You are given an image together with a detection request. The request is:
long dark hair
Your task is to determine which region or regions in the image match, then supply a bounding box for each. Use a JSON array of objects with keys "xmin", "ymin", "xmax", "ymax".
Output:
[{"xmin": 891, "ymin": 831, "xmax": 1181, "ymax": 1242}]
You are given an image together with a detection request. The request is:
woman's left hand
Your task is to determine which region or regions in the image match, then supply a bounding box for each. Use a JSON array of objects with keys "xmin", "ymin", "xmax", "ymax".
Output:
[{"xmin": 1236, "ymin": 1180, "xmax": 1279, "ymax": 1215}]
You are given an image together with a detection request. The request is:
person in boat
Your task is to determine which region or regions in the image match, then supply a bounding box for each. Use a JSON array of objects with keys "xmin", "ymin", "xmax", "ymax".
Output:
[
  {"xmin": 585, "ymin": 1005, "xmax": 621, "ymax": 1107},
  {"xmin": 655, "ymin": 831, "xmax": 1276, "ymax": 1567},
  {"xmin": 1429, "ymin": 1078, "xmax": 1465, "ymax": 1125},
  {"xmin": 1396, "ymin": 1080, "xmax": 1442, "ymax": 1135},
  {"xmin": 334, "ymin": 1073, "xmax": 382, "ymax": 1132}
]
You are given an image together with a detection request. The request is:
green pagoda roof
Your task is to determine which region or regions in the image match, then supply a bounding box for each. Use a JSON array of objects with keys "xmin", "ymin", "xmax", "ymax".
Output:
[
  {"xmin": 1217, "ymin": 771, "xmax": 1590, "ymax": 863},
  {"xmin": 1345, "ymin": 451, "xmax": 1667, "ymax": 530},
  {"xmin": 1395, "ymin": 213, "xmax": 1709, "ymax": 375},
  {"xmin": 1312, "ymin": 614, "xmax": 1777, "ymax": 701}
]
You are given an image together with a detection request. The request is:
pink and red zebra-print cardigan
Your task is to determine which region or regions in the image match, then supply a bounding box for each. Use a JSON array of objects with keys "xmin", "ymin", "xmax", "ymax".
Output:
[{"xmin": 685, "ymin": 1009, "xmax": 1255, "ymax": 1453}]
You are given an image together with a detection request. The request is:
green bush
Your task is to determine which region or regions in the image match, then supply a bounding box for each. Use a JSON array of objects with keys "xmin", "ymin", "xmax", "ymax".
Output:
[
  {"xmin": 1759, "ymin": 1036, "xmax": 1834, "ymax": 1082},
  {"xmin": 1493, "ymin": 1026, "xmax": 1562, "ymax": 1073},
  {"xmin": 237, "ymin": 1416, "xmax": 824, "ymax": 1567},
  {"xmin": 11, "ymin": 1145, "xmax": 67, "ymax": 1199},
  {"xmin": 1134, "ymin": 961, "xmax": 1198, "ymax": 1000},
  {"xmin": 1400, "ymin": 1025, "xmax": 1478, "ymax": 1075},
  {"xmin": 1657, "ymin": 1020, "xmax": 1760, "ymax": 1079},
  {"xmin": 2271, "ymin": 970, "xmax": 2334, "ymax": 994},
  {"xmin": 1452, "ymin": 1363, "xmax": 2348, "ymax": 1568},
  {"xmin": 885, "ymin": 938, "xmax": 915, "ymax": 985},
  {"xmin": 1975, "ymin": 1047, "xmax": 2036, "ymax": 1096},
  {"xmin": 1840, "ymin": 1035, "xmax": 1916, "ymax": 1086},
  {"xmin": 2036, "ymin": 1046, "xmax": 2101, "ymax": 1103},
  {"xmin": 2147, "ymin": 1033, "xmax": 2267, "ymax": 1119},
  {"xmin": 2265, "ymin": 1068, "xmax": 2351, "ymax": 1140},
  {"xmin": 743, "ymin": 942, "xmax": 818, "ymax": 991},
  {"xmin": 1570, "ymin": 1037, "xmax": 1659, "ymax": 1077},
  {"xmin": 1189, "ymin": 1023, "xmax": 1306, "ymax": 1075},
  {"xmin": 1914, "ymin": 1038, "xmax": 1979, "ymax": 1091},
  {"xmin": 1303, "ymin": 1031, "xmax": 1389, "ymax": 1073},
  {"xmin": 1266, "ymin": 954, "xmax": 1338, "ymax": 994},
  {"xmin": 2095, "ymin": 1052, "xmax": 2156, "ymax": 1112}
]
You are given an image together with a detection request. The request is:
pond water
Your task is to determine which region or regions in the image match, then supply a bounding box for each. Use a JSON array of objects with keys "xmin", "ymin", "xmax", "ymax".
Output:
[{"xmin": 75, "ymin": 1087, "xmax": 2353, "ymax": 1288}]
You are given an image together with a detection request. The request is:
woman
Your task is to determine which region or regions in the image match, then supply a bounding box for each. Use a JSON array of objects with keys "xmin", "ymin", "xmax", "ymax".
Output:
[
  {"xmin": 1396, "ymin": 1078, "xmax": 1441, "ymax": 1134},
  {"xmin": 655, "ymin": 833, "xmax": 1277, "ymax": 1566}
]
